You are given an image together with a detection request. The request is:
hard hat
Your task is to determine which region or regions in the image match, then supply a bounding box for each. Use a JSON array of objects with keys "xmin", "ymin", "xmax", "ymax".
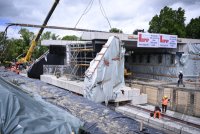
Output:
[
  {"xmin": 164, "ymin": 96, "xmax": 168, "ymax": 98},
  {"xmin": 179, "ymin": 71, "xmax": 182, "ymax": 73}
]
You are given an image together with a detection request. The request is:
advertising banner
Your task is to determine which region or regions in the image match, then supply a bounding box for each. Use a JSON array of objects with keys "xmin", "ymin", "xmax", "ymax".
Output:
[
  {"xmin": 159, "ymin": 34, "xmax": 177, "ymax": 48},
  {"xmin": 137, "ymin": 32, "xmax": 177, "ymax": 48}
]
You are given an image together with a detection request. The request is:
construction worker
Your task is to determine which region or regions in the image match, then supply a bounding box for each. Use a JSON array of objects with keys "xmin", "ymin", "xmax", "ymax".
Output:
[
  {"xmin": 162, "ymin": 96, "xmax": 170, "ymax": 113},
  {"xmin": 153, "ymin": 106, "xmax": 161, "ymax": 119},
  {"xmin": 177, "ymin": 71, "xmax": 185, "ymax": 87}
]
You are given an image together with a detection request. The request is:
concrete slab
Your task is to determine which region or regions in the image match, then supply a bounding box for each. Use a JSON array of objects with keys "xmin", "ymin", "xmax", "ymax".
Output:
[
  {"xmin": 136, "ymin": 112, "xmax": 150, "ymax": 122},
  {"xmin": 166, "ymin": 110, "xmax": 200, "ymax": 126},
  {"xmin": 130, "ymin": 88, "xmax": 140, "ymax": 96},
  {"xmin": 164, "ymin": 121, "xmax": 183, "ymax": 134},
  {"xmin": 131, "ymin": 94, "xmax": 147, "ymax": 105},
  {"xmin": 114, "ymin": 86, "xmax": 140, "ymax": 102},
  {"xmin": 116, "ymin": 105, "xmax": 200, "ymax": 134},
  {"xmin": 41, "ymin": 74, "xmax": 147, "ymax": 104},
  {"xmin": 124, "ymin": 108, "xmax": 140, "ymax": 118},
  {"xmin": 41, "ymin": 75, "xmax": 84, "ymax": 95},
  {"xmin": 41, "ymin": 40, "xmax": 92, "ymax": 46},
  {"xmin": 148, "ymin": 117, "xmax": 164, "ymax": 128},
  {"xmin": 115, "ymin": 106, "xmax": 140, "ymax": 119},
  {"xmin": 136, "ymin": 104, "xmax": 200, "ymax": 126},
  {"xmin": 181, "ymin": 126, "xmax": 200, "ymax": 134},
  {"xmin": 115, "ymin": 106, "xmax": 127, "ymax": 114}
]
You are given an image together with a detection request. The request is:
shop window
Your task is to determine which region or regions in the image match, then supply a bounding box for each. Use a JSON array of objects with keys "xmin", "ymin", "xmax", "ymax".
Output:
[{"xmin": 158, "ymin": 55, "xmax": 162, "ymax": 63}]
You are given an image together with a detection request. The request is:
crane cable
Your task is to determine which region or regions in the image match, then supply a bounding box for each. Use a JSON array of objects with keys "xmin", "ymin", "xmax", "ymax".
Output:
[
  {"xmin": 74, "ymin": 0, "xmax": 112, "ymax": 29},
  {"xmin": 98, "ymin": 0, "xmax": 112, "ymax": 29},
  {"xmin": 74, "ymin": 0, "xmax": 95, "ymax": 28}
]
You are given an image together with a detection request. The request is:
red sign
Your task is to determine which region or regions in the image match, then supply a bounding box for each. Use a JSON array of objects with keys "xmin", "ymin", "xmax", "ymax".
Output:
[
  {"xmin": 139, "ymin": 34, "xmax": 149, "ymax": 42},
  {"xmin": 137, "ymin": 33, "xmax": 177, "ymax": 48}
]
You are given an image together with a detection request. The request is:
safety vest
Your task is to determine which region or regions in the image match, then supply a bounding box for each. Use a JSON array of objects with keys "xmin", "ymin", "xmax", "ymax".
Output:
[
  {"xmin": 154, "ymin": 111, "xmax": 161, "ymax": 119},
  {"xmin": 162, "ymin": 98, "xmax": 168, "ymax": 105}
]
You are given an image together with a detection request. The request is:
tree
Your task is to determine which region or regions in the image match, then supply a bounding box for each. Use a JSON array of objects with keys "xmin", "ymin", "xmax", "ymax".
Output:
[
  {"xmin": 18, "ymin": 28, "xmax": 34, "ymax": 54},
  {"xmin": 186, "ymin": 17, "xmax": 200, "ymax": 39},
  {"xmin": 51, "ymin": 33, "xmax": 60, "ymax": 40},
  {"xmin": 62, "ymin": 35, "xmax": 78, "ymax": 40},
  {"xmin": 0, "ymin": 32, "xmax": 5, "ymax": 56},
  {"xmin": 133, "ymin": 29, "xmax": 144, "ymax": 35},
  {"xmin": 0, "ymin": 37, "xmax": 24, "ymax": 63},
  {"xmin": 0, "ymin": 29, "xmax": 61, "ymax": 62},
  {"xmin": 0, "ymin": 29, "xmax": 27, "ymax": 62},
  {"xmin": 32, "ymin": 31, "xmax": 60, "ymax": 59},
  {"xmin": 109, "ymin": 28, "xmax": 123, "ymax": 33},
  {"xmin": 148, "ymin": 6, "xmax": 186, "ymax": 37},
  {"xmin": 0, "ymin": 32, "xmax": 9, "ymax": 62}
]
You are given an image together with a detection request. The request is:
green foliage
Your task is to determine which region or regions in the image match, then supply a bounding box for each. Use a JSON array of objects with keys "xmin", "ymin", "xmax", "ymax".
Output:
[
  {"xmin": 32, "ymin": 31, "xmax": 60, "ymax": 59},
  {"xmin": 186, "ymin": 17, "xmax": 200, "ymax": 39},
  {"xmin": 15, "ymin": 28, "xmax": 34, "ymax": 57},
  {"xmin": 62, "ymin": 35, "xmax": 78, "ymax": 40},
  {"xmin": 51, "ymin": 33, "xmax": 60, "ymax": 40},
  {"xmin": 0, "ymin": 28, "xmax": 83, "ymax": 63},
  {"xmin": 0, "ymin": 28, "xmax": 61, "ymax": 63},
  {"xmin": 133, "ymin": 29, "xmax": 144, "ymax": 35},
  {"xmin": 0, "ymin": 32, "xmax": 5, "ymax": 56},
  {"xmin": 0, "ymin": 38, "xmax": 22, "ymax": 62},
  {"xmin": 19, "ymin": 28, "xmax": 34, "ymax": 46},
  {"xmin": 148, "ymin": 6, "xmax": 186, "ymax": 37},
  {"xmin": 109, "ymin": 28, "xmax": 123, "ymax": 33}
]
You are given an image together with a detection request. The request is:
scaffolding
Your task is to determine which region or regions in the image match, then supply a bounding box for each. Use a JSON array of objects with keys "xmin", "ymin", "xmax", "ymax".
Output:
[{"xmin": 67, "ymin": 42, "xmax": 94, "ymax": 80}]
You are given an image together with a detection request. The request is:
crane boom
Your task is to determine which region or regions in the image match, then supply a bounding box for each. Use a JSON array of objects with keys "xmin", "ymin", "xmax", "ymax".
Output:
[{"xmin": 19, "ymin": 0, "xmax": 60, "ymax": 63}]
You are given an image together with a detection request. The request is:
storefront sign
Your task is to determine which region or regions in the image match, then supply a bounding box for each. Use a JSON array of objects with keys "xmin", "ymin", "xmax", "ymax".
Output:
[{"xmin": 137, "ymin": 32, "xmax": 177, "ymax": 48}]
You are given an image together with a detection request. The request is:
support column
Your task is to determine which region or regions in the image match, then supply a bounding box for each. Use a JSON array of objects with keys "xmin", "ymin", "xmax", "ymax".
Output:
[
  {"xmin": 157, "ymin": 87, "xmax": 164, "ymax": 106},
  {"xmin": 172, "ymin": 89, "xmax": 177, "ymax": 111}
]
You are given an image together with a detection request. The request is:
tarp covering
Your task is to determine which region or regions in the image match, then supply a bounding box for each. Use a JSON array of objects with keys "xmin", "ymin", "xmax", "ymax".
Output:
[
  {"xmin": 180, "ymin": 54, "xmax": 189, "ymax": 65},
  {"xmin": 188, "ymin": 43, "xmax": 200, "ymax": 55},
  {"xmin": 84, "ymin": 36, "xmax": 126, "ymax": 103},
  {"xmin": 0, "ymin": 78, "xmax": 83, "ymax": 134}
]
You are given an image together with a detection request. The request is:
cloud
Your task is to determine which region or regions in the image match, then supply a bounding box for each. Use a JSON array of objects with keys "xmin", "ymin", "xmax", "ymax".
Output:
[
  {"xmin": 0, "ymin": 0, "xmax": 199, "ymax": 38},
  {"xmin": 170, "ymin": 1, "xmax": 200, "ymax": 24},
  {"xmin": 0, "ymin": 0, "xmax": 19, "ymax": 17}
]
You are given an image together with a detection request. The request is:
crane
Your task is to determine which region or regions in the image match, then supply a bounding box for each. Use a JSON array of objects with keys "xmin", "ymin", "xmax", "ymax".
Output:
[{"xmin": 18, "ymin": 0, "xmax": 60, "ymax": 64}]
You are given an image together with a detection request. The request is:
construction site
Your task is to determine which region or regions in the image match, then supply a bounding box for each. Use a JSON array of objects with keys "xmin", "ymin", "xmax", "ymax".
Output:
[{"xmin": 0, "ymin": 0, "xmax": 200, "ymax": 134}]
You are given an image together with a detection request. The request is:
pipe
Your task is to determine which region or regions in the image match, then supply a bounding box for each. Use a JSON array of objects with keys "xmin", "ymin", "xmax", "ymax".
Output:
[{"xmin": 6, "ymin": 23, "xmax": 109, "ymax": 33}]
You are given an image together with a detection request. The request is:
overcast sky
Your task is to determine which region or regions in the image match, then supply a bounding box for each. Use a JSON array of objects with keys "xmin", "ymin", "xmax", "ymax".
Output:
[{"xmin": 0, "ymin": 0, "xmax": 199, "ymax": 38}]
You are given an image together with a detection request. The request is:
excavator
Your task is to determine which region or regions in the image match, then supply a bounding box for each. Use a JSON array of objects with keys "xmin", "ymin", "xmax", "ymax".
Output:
[{"xmin": 11, "ymin": 0, "xmax": 60, "ymax": 74}]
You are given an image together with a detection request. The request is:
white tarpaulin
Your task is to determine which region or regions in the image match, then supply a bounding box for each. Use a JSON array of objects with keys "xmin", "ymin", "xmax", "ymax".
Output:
[
  {"xmin": 188, "ymin": 43, "xmax": 200, "ymax": 55},
  {"xmin": 84, "ymin": 36, "xmax": 125, "ymax": 104},
  {"xmin": 137, "ymin": 32, "xmax": 177, "ymax": 48}
]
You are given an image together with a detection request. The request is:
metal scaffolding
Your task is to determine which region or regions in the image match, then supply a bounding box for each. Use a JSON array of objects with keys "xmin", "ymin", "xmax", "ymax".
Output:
[{"xmin": 67, "ymin": 42, "xmax": 94, "ymax": 80}]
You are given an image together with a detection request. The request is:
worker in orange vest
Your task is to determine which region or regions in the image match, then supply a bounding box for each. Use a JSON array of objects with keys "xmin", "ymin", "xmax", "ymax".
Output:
[
  {"xmin": 162, "ymin": 96, "xmax": 170, "ymax": 113},
  {"xmin": 153, "ymin": 106, "xmax": 161, "ymax": 119}
]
